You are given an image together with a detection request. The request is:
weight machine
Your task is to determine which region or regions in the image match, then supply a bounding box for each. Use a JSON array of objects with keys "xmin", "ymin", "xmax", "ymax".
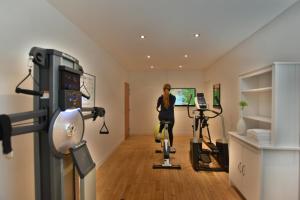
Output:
[{"xmin": 0, "ymin": 47, "xmax": 109, "ymax": 200}]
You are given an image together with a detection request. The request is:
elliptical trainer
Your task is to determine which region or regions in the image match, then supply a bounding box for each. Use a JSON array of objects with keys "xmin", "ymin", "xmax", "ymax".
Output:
[{"xmin": 187, "ymin": 93, "xmax": 229, "ymax": 172}]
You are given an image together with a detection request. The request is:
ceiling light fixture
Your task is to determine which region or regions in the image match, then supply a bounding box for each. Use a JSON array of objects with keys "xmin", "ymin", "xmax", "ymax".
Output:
[
  {"xmin": 147, "ymin": 55, "xmax": 151, "ymax": 59},
  {"xmin": 194, "ymin": 33, "xmax": 200, "ymax": 38},
  {"xmin": 184, "ymin": 54, "xmax": 189, "ymax": 58},
  {"xmin": 140, "ymin": 35, "xmax": 145, "ymax": 39},
  {"xmin": 178, "ymin": 65, "xmax": 183, "ymax": 69}
]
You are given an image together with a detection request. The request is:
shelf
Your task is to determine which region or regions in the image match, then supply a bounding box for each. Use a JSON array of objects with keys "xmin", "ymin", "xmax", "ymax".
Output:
[
  {"xmin": 243, "ymin": 115, "xmax": 272, "ymax": 124},
  {"xmin": 241, "ymin": 87, "xmax": 272, "ymax": 93},
  {"xmin": 240, "ymin": 66, "xmax": 272, "ymax": 79}
]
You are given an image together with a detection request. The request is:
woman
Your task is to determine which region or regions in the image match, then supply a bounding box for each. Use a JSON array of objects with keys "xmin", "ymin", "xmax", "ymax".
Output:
[{"xmin": 156, "ymin": 83, "xmax": 176, "ymax": 151}]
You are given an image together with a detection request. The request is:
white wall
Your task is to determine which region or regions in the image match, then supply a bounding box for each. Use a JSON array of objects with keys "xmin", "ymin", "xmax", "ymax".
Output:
[
  {"xmin": 0, "ymin": 0, "xmax": 127, "ymax": 199},
  {"xmin": 129, "ymin": 69, "xmax": 205, "ymax": 135},
  {"xmin": 204, "ymin": 1, "xmax": 300, "ymax": 142}
]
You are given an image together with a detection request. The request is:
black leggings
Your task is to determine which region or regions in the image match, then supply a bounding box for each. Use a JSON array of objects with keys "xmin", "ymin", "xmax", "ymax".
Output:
[{"xmin": 159, "ymin": 121, "xmax": 174, "ymax": 147}]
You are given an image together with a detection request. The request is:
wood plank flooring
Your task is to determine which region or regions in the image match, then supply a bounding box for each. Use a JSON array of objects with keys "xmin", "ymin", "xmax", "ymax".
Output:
[{"xmin": 96, "ymin": 135, "xmax": 242, "ymax": 200}]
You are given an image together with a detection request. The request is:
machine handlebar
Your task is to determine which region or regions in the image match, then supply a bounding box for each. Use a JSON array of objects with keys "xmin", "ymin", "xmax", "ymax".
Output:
[
  {"xmin": 81, "ymin": 92, "xmax": 90, "ymax": 100},
  {"xmin": 187, "ymin": 94, "xmax": 223, "ymax": 119},
  {"xmin": 15, "ymin": 88, "xmax": 44, "ymax": 97},
  {"xmin": 187, "ymin": 94, "xmax": 194, "ymax": 118}
]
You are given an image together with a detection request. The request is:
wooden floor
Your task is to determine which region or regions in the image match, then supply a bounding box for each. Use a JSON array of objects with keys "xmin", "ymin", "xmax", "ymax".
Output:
[{"xmin": 96, "ymin": 135, "xmax": 242, "ymax": 200}]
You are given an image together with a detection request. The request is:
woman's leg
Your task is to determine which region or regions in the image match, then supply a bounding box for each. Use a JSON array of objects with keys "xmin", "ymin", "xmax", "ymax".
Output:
[
  {"xmin": 168, "ymin": 121, "xmax": 174, "ymax": 146},
  {"xmin": 159, "ymin": 123, "xmax": 164, "ymax": 133}
]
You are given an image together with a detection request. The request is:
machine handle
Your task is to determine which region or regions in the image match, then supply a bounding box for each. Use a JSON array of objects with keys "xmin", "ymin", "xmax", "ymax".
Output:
[
  {"xmin": 99, "ymin": 121, "xmax": 109, "ymax": 134},
  {"xmin": 81, "ymin": 92, "xmax": 90, "ymax": 100},
  {"xmin": 187, "ymin": 94, "xmax": 194, "ymax": 118},
  {"xmin": 15, "ymin": 88, "xmax": 44, "ymax": 97},
  {"xmin": 205, "ymin": 96, "xmax": 223, "ymax": 119},
  {"xmin": 15, "ymin": 68, "xmax": 44, "ymax": 97}
]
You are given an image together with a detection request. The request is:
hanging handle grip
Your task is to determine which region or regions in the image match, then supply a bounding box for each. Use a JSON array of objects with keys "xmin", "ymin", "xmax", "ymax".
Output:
[
  {"xmin": 15, "ymin": 69, "xmax": 44, "ymax": 97},
  {"xmin": 15, "ymin": 88, "xmax": 44, "ymax": 97},
  {"xmin": 81, "ymin": 92, "xmax": 90, "ymax": 100},
  {"xmin": 100, "ymin": 121, "xmax": 109, "ymax": 134}
]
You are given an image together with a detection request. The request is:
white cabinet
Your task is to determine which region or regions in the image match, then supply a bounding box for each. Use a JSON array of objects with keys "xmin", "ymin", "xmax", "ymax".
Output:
[
  {"xmin": 241, "ymin": 145, "xmax": 261, "ymax": 200},
  {"xmin": 229, "ymin": 137, "xmax": 242, "ymax": 187},
  {"xmin": 229, "ymin": 137, "xmax": 261, "ymax": 200},
  {"xmin": 230, "ymin": 62, "xmax": 300, "ymax": 200}
]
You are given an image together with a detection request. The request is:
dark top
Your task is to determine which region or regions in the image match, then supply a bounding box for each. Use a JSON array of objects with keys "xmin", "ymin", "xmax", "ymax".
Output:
[{"xmin": 156, "ymin": 94, "xmax": 176, "ymax": 121}]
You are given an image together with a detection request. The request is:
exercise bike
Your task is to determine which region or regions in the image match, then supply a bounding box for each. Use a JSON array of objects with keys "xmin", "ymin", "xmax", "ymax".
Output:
[
  {"xmin": 153, "ymin": 120, "xmax": 181, "ymax": 170},
  {"xmin": 187, "ymin": 93, "xmax": 229, "ymax": 172}
]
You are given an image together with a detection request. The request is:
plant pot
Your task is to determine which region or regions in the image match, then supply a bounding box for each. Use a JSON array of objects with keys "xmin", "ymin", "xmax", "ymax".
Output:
[{"xmin": 237, "ymin": 112, "xmax": 247, "ymax": 135}]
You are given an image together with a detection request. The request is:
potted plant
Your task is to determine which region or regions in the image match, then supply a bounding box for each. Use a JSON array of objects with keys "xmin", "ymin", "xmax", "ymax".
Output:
[{"xmin": 237, "ymin": 100, "xmax": 248, "ymax": 135}]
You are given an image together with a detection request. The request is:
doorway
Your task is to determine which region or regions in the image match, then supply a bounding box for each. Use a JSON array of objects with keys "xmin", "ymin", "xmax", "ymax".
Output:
[{"xmin": 124, "ymin": 82, "xmax": 130, "ymax": 139}]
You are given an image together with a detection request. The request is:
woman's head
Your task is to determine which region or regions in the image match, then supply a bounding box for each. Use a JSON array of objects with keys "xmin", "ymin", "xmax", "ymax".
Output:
[
  {"xmin": 162, "ymin": 83, "xmax": 171, "ymax": 108},
  {"xmin": 163, "ymin": 83, "xmax": 171, "ymax": 94}
]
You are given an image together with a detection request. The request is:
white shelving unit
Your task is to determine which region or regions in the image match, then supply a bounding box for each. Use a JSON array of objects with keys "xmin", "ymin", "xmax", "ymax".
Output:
[
  {"xmin": 240, "ymin": 65, "xmax": 273, "ymax": 134},
  {"xmin": 243, "ymin": 115, "xmax": 271, "ymax": 124},
  {"xmin": 241, "ymin": 87, "xmax": 272, "ymax": 94},
  {"xmin": 229, "ymin": 63, "xmax": 300, "ymax": 200}
]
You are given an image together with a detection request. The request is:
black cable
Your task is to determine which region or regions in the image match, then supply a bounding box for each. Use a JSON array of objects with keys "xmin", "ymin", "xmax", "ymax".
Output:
[
  {"xmin": 80, "ymin": 77, "xmax": 91, "ymax": 99},
  {"xmin": 15, "ymin": 68, "xmax": 44, "ymax": 96},
  {"xmin": 15, "ymin": 69, "xmax": 32, "ymax": 89}
]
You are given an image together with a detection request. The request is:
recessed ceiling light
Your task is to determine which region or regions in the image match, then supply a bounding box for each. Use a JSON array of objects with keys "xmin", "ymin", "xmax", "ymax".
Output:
[
  {"xmin": 178, "ymin": 65, "xmax": 183, "ymax": 68},
  {"xmin": 140, "ymin": 35, "xmax": 145, "ymax": 39},
  {"xmin": 147, "ymin": 55, "xmax": 151, "ymax": 59},
  {"xmin": 150, "ymin": 65, "xmax": 154, "ymax": 69},
  {"xmin": 194, "ymin": 33, "xmax": 200, "ymax": 38},
  {"xmin": 184, "ymin": 54, "xmax": 189, "ymax": 58}
]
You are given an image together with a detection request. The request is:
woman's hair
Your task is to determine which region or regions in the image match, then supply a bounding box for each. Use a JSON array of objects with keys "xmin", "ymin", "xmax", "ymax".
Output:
[{"xmin": 163, "ymin": 83, "xmax": 171, "ymax": 109}]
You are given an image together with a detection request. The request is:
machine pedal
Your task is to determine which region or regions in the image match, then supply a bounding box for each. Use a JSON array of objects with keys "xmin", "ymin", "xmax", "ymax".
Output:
[
  {"xmin": 155, "ymin": 149, "xmax": 175, "ymax": 154},
  {"xmin": 200, "ymin": 153, "xmax": 211, "ymax": 164},
  {"xmin": 152, "ymin": 164, "xmax": 181, "ymax": 170},
  {"xmin": 155, "ymin": 150, "xmax": 162, "ymax": 153}
]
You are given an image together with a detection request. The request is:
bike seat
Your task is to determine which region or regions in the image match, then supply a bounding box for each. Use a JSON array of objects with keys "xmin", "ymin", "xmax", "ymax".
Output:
[{"xmin": 160, "ymin": 120, "xmax": 172, "ymax": 124}]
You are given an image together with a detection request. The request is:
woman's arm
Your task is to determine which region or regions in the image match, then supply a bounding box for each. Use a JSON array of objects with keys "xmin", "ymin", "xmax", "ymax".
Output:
[
  {"xmin": 156, "ymin": 97, "xmax": 161, "ymax": 112},
  {"xmin": 170, "ymin": 95, "xmax": 176, "ymax": 108}
]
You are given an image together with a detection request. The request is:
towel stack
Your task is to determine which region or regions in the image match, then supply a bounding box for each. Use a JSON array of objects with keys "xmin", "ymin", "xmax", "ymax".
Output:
[{"xmin": 246, "ymin": 129, "xmax": 271, "ymax": 144}]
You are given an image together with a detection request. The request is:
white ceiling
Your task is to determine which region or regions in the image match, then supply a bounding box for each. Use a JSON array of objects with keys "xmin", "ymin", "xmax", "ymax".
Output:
[{"xmin": 48, "ymin": 0, "xmax": 297, "ymax": 70}]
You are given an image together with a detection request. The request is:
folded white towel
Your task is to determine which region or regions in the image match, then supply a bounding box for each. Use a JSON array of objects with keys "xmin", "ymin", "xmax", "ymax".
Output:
[
  {"xmin": 247, "ymin": 129, "xmax": 271, "ymax": 143},
  {"xmin": 247, "ymin": 129, "xmax": 270, "ymax": 136}
]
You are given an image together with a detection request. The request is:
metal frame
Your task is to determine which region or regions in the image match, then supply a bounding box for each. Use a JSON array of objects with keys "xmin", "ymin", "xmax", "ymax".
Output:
[{"xmin": 153, "ymin": 121, "xmax": 181, "ymax": 170}]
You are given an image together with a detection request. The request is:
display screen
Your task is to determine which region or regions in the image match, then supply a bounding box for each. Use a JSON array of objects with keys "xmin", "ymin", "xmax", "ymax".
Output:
[
  {"xmin": 60, "ymin": 70, "xmax": 80, "ymax": 90},
  {"xmin": 170, "ymin": 88, "xmax": 196, "ymax": 106}
]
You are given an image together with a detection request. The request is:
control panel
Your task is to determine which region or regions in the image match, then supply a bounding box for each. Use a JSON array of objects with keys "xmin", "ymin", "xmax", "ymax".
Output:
[
  {"xmin": 195, "ymin": 93, "xmax": 207, "ymax": 110},
  {"xmin": 59, "ymin": 66, "xmax": 82, "ymax": 110}
]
